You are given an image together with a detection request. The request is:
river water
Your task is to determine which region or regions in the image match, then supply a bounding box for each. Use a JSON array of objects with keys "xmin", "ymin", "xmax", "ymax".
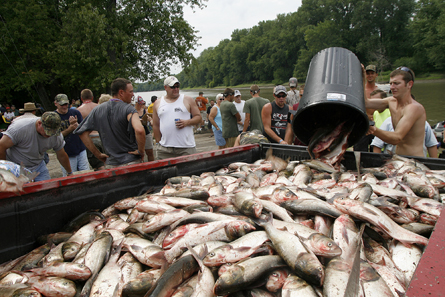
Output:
[{"xmin": 135, "ymin": 80, "xmax": 445, "ymax": 126}]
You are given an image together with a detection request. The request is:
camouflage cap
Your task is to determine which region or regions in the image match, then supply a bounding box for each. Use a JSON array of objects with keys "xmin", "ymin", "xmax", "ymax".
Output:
[
  {"xmin": 55, "ymin": 94, "xmax": 69, "ymax": 105},
  {"xmin": 41, "ymin": 112, "xmax": 62, "ymax": 136}
]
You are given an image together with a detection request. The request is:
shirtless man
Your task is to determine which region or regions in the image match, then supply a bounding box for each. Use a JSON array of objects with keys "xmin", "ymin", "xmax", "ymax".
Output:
[
  {"xmin": 76, "ymin": 89, "xmax": 104, "ymax": 170},
  {"xmin": 153, "ymin": 76, "xmax": 201, "ymax": 159},
  {"xmin": 366, "ymin": 67, "xmax": 426, "ymax": 157},
  {"xmin": 364, "ymin": 65, "xmax": 379, "ymax": 119}
]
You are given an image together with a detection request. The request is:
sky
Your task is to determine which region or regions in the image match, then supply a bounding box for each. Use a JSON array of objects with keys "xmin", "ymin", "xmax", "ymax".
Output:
[{"xmin": 172, "ymin": 0, "xmax": 302, "ymax": 73}]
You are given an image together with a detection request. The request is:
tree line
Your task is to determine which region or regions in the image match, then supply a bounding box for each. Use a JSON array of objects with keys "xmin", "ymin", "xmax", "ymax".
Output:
[
  {"xmin": 0, "ymin": 0, "xmax": 205, "ymax": 110},
  {"xmin": 152, "ymin": 0, "xmax": 443, "ymax": 90}
]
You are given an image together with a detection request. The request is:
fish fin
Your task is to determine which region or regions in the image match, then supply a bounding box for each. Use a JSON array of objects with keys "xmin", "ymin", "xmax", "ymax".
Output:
[
  {"xmin": 265, "ymin": 148, "xmax": 273, "ymax": 160},
  {"xmin": 185, "ymin": 243, "xmax": 205, "ymax": 272}
]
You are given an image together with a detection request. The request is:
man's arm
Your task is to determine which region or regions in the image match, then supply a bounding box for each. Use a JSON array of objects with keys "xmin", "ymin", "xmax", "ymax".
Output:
[
  {"xmin": 234, "ymin": 112, "xmax": 241, "ymax": 123},
  {"xmin": 153, "ymin": 100, "xmax": 161, "ymax": 143},
  {"xmin": 365, "ymin": 97, "xmax": 390, "ymax": 111},
  {"xmin": 55, "ymin": 148, "xmax": 72, "ymax": 175},
  {"xmin": 79, "ymin": 131, "xmax": 109, "ymax": 163},
  {"xmin": 284, "ymin": 122, "xmax": 293, "ymax": 145},
  {"xmin": 427, "ymin": 145, "xmax": 438, "ymax": 158},
  {"xmin": 61, "ymin": 116, "xmax": 79, "ymax": 137},
  {"xmin": 243, "ymin": 113, "xmax": 250, "ymax": 132},
  {"xmin": 0, "ymin": 135, "xmax": 14, "ymax": 160},
  {"xmin": 181, "ymin": 96, "xmax": 201, "ymax": 128},
  {"xmin": 128, "ymin": 112, "xmax": 146, "ymax": 160}
]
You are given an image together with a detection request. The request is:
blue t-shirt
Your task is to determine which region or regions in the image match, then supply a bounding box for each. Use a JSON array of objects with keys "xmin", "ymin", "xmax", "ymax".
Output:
[{"xmin": 56, "ymin": 109, "xmax": 86, "ymax": 157}]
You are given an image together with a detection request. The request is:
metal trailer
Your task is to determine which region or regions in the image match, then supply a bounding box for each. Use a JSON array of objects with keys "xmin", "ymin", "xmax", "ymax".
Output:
[{"xmin": 0, "ymin": 143, "xmax": 443, "ymax": 296}]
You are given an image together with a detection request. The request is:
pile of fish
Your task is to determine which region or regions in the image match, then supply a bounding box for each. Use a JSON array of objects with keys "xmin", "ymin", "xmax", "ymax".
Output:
[{"xmin": 1, "ymin": 152, "xmax": 444, "ymax": 297}]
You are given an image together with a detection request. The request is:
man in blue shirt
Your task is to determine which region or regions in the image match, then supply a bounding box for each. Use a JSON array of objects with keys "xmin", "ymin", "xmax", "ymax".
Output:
[{"xmin": 54, "ymin": 94, "xmax": 90, "ymax": 175}]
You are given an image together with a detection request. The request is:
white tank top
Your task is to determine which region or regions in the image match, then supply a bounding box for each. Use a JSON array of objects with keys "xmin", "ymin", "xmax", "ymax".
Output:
[{"xmin": 158, "ymin": 94, "xmax": 195, "ymax": 148}]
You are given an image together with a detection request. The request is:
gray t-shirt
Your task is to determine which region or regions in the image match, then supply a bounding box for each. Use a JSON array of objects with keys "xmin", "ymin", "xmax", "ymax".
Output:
[
  {"xmin": 4, "ymin": 117, "xmax": 65, "ymax": 170},
  {"xmin": 74, "ymin": 100, "xmax": 139, "ymax": 166}
]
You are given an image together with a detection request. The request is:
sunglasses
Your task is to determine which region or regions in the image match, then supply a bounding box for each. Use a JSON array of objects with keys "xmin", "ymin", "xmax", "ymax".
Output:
[
  {"xmin": 169, "ymin": 85, "xmax": 180, "ymax": 89},
  {"xmin": 396, "ymin": 66, "xmax": 414, "ymax": 82},
  {"xmin": 224, "ymin": 93, "xmax": 233, "ymax": 97},
  {"xmin": 275, "ymin": 94, "xmax": 287, "ymax": 98},
  {"xmin": 219, "ymin": 98, "xmax": 224, "ymax": 101}
]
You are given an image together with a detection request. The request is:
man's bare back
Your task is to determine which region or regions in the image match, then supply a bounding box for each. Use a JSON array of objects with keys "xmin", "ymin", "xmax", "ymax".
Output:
[{"xmin": 77, "ymin": 102, "xmax": 98, "ymax": 119}]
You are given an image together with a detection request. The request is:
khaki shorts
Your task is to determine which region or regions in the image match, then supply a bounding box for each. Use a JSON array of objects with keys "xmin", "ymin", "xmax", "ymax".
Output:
[
  {"xmin": 156, "ymin": 144, "xmax": 197, "ymax": 160},
  {"xmin": 224, "ymin": 137, "xmax": 237, "ymax": 148},
  {"xmin": 200, "ymin": 110, "xmax": 207, "ymax": 120},
  {"xmin": 145, "ymin": 134, "xmax": 153, "ymax": 150}
]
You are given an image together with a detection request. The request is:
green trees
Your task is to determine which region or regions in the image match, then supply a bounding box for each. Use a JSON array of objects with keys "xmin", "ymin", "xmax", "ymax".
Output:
[
  {"xmin": 0, "ymin": 0, "xmax": 205, "ymax": 108},
  {"xmin": 178, "ymin": 0, "xmax": 439, "ymax": 89}
]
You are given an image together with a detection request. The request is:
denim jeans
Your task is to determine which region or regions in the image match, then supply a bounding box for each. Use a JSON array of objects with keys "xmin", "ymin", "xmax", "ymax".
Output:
[
  {"xmin": 33, "ymin": 160, "xmax": 51, "ymax": 182},
  {"xmin": 61, "ymin": 150, "xmax": 90, "ymax": 176}
]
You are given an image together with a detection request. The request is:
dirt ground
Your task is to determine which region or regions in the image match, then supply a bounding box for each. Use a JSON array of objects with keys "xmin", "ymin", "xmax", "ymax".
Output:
[{"xmin": 47, "ymin": 129, "xmax": 217, "ymax": 179}]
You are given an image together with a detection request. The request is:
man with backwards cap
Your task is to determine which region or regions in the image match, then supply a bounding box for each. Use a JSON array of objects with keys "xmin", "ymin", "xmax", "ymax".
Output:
[
  {"xmin": 286, "ymin": 77, "xmax": 300, "ymax": 108},
  {"xmin": 243, "ymin": 84, "xmax": 270, "ymax": 132},
  {"xmin": 262, "ymin": 85, "xmax": 293, "ymax": 145},
  {"xmin": 0, "ymin": 111, "xmax": 72, "ymax": 181},
  {"xmin": 153, "ymin": 76, "xmax": 201, "ymax": 160}
]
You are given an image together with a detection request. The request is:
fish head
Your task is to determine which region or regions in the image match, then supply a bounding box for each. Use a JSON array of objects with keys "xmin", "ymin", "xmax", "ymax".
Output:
[
  {"xmin": 240, "ymin": 199, "xmax": 263, "ymax": 218},
  {"xmin": 218, "ymin": 262, "xmax": 235, "ymax": 276},
  {"xmin": 266, "ymin": 268, "xmax": 290, "ymax": 292},
  {"xmin": 308, "ymin": 233, "xmax": 342, "ymax": 257},
  {"xmin": 293, "ymin": 253, "xmax": 325, "ymax": 287},
  {"xmin": 332, "ymin": 197, "xmax": 356, "ymax": 213},
  {"xmin": 213, "ymin": 265, "xmax": 246, "ymax": 295},
  {"xmin": 62, "ymin": 242, "xmax": 81, "ymax": 261},
  {"xmin": 225, "ymin": 221, "xmax": 256, "ymax": 240},
  {"xmin": 11, "ymin": 287, "xmax": 41, "ymax": 296},
  {"xmin": 203, "ymin": 247, "xmax": 228, "ymax": 267}
]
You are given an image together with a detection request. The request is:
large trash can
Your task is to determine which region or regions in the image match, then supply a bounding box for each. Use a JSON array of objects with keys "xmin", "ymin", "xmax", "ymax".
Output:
[{"xmin": 292, "ymin": 47, "xmax": 369, "ymax": 147}]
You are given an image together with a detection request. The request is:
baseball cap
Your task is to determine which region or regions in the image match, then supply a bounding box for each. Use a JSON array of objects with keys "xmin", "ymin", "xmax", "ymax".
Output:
[
  {"xmin": 250, "ymin": 85, "xmax": 260, "ymax": 94},
  {"xmin": 55, "ymin": 94, "xmax": 70, "ymax": 105},
  {"xmin": 41, "ymin": 112, "xmax": 62, "ymax": 136},
  {"xmin": 289, "ymin": 77, "xmax": 298, "ymax": 87},
  {"xmin": 136, "ymin": 96, "xmax": 146, "ymax": 105},
  {"xmin": 274, "ymin": 85, "xmax": 287, "ymax": 95},
  {"xmin": 234, "ymin": 90, "xmax": 241, "ymax": 97},
  {"xmin": 366, "ymin": 65, "xmax": 377, "ymax": 72},
  {"xmin": 164, "ymin": 76, "xmax": 180, "ymax": 87}
]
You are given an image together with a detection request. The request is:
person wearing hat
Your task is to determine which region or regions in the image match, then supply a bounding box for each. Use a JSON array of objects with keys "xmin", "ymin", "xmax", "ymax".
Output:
[
  {"xmin": 152, "ymin": 76, "xmax": 201, "ymax": 160},
  {"xmin": 0, "ymin": 111, "xmax": 72, "ymax": 181},
  {"xmin": 365, "ymin": 65, "xmax": 379, "ymax": 100},
  {"xmin": 195, "ymin": 91, "xmax": 209, "ymax": 132},
  {"xmin": 286, "ymin": 77, "xmax": 300, "ymax": 107},
  {"xmin": 74, "ymin": 78, "xmax": 146, "ymax": 167},
  {"xmin": 220, "ymin": 88, "xmax": 241, "ymax": 148},
  {"xmin": 262, "ymin": 85, "xmax": 293, "ymax": 145},
  {"xmin": 233, "ymin": 90, "xmax": 245, "ymax": 134},
  {"xmin": 366, "ymin": 66, "xmax": 427, "ymax": 157},
  {"xmin": 135, "ymin": 96, "xmax": 154, "ymax": 161},
  {"xmin": 4, "ymin": 106, "xmax": 15, "ymax": 122},
  {"xmin": 242, "ymin": 84, "xmax": 270, "ymax": 133},
  {"xmin": 208, "ymin": 93, "xmax": 226, "ymax": 149},
  {"xmin": 54, "ymin": 94, "xmax": 90, "ymax": 176}
]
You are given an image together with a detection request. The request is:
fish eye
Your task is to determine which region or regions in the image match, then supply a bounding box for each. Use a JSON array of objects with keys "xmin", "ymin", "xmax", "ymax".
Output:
[
  {"xmin": 328, "ymin": 242, "xmax": 332, "ymax": 247},
  {"xmin": 272, "ymin": 272, "xmax": 278, "ymax": 277},
  {"xmin": 210, "ymin": 252, "xmax": 215, "ymax": 257}
]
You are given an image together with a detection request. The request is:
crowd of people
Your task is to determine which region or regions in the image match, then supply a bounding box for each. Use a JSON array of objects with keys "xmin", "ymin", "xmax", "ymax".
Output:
[{"xmin": 0, "ymin": 65, "xmax": 440, "ymax": 183}]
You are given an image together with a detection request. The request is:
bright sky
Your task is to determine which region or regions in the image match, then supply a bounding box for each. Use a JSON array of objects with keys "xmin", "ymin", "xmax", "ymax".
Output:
[{"xmin": 172, "ymin": 0, "xmax": 302, "ymax": 73}]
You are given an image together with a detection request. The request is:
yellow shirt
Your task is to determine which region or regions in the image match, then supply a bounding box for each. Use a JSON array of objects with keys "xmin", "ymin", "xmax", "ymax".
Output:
[{"xmin": 147, "ymin": 103, "xmax": 154, "ymax": 114}]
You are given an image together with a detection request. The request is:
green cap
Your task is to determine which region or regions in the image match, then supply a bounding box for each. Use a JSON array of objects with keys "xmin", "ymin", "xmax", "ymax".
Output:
[
  {"xmin": 55, "ymin": 94, "xmax": 69, "ymax": 105},
  {"xmin": 41, "ymin": 112, "xmax": 62, "ymax": 136}
]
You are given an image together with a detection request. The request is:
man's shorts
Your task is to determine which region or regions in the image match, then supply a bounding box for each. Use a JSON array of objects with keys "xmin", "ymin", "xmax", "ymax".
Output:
[
  {"xmin": 156, "ymin": 144, "xmax": 197, "ymax": 160},
  {"xmin": 145, "ymin": 133, "xmax": 153, "ymax": 150},
  {"xmin": 200, "ymin": 110, "xmax": 207, "ymax": 121},
  {"xmin": 224, "ymin": 137, "xmax": 237, "ymax": 148}
]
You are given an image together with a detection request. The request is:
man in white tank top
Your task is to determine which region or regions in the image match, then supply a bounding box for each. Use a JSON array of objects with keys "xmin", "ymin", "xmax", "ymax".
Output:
[{"xmin": 153, "ymin": 76, "xmax": 202, "ymax": 160}]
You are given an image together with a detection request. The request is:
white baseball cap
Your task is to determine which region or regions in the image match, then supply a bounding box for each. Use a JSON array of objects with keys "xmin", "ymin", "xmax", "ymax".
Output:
[
  {"xmin": 234, "ymin": 90, "xmax": 241, "ymax": 97},
  {"xmin": 164, "ymin": 76, "xmax": 180, "ymax": 87}
]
